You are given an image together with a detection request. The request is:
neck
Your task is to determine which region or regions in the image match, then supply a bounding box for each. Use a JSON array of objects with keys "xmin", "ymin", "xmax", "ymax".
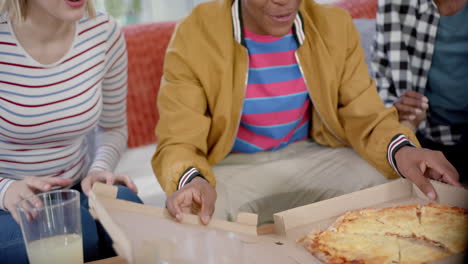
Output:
[{"xmin": 15, "ymin": 4, "xmax": 75, "ymax": 44}]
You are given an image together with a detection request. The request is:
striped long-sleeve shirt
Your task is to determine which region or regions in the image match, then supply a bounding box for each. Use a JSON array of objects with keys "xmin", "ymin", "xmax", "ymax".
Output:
[
  {"xmin": 0, "ymin": 13, "xmax": 128, "ymax": 209},
  {"xmin": 232, "ymin": 28, "xmax": 310, "ymax": 153}
]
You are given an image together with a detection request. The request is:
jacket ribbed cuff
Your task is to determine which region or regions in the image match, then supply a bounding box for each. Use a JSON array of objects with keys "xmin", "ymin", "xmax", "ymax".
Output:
[
  {"xmin": 0, "ymin": 178, "xmax": 15, "ymax": 211},
  {"xmin": 177, "ymin": 167, "xmax": 206, "ymax": 190},
  {"xmin": 387, "ymin": 134, "xmax": 415, "ymax": 178}
]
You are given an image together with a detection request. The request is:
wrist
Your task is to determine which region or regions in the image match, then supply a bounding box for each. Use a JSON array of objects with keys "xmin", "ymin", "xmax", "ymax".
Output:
[
  {"xmin": 388, "ymin": 134, "xmax": 415, "ymax": 178},
  {"xmin": 395, "ymin": 145, "xmax": 411, "ymax": 161},
  {"xmin": 394, "ymin": 146, "xmax": 413, "ymax": 177},
  {"xmin": 191, "ymin": 176, "xmax": 207, "ymax": 184},
  {"xmin": 178, "ymin": 167, "xmax": 206, "ymax": 190}
]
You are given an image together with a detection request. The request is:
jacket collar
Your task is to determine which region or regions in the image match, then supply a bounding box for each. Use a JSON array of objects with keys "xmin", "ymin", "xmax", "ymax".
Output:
[{"xmin": 231, "ymin": 0, "xmax": 305, "ymax": 47}]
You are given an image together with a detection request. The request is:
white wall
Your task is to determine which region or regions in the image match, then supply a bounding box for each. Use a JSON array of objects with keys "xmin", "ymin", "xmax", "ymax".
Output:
[{"xmin": 97, "ymin": 0, "xmax": 340, "ymax": 24}]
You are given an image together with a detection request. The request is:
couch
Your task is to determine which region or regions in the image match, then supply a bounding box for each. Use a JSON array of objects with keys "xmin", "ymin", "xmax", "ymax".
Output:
[{"xmin": 114, "ymin": 0, "xmax": 378, "ymax": 207}]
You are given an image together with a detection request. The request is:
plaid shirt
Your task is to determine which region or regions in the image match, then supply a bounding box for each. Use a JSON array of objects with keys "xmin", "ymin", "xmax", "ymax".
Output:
[{"xmin": 371, "ymin": 0, "xmax": 462, "ymax": 146}]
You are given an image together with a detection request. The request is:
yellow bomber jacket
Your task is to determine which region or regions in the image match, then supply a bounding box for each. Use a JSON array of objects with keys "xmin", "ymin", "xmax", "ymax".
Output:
[{"xmin": 152, "ymin": 0, "xmax": 419, "ymax": 196}]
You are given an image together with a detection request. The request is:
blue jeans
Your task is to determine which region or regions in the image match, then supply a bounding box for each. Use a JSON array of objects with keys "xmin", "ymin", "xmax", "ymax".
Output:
[{"xmin": 0, "ymin": 185, "xmax": 142, "ymax": 264}]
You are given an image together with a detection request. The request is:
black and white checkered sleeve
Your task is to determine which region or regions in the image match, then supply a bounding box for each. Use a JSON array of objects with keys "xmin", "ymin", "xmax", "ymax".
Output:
[{"xmin": 371, "ymin": 0, "xmax": 417, "ymax": 107}]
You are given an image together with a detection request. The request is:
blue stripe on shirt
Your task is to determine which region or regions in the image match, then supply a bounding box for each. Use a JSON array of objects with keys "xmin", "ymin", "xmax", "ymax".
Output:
[
  {"xmin": 248, "ymin": 64, "xmax": 302, "ymax": 84},
  {"xmin": 240, "ymin": 116, "xmax": 303, "ymax": 139},
  {"xmin": 245, "ymin": 35, "xmax": 298, "ymax": 54},
  {"xmin": 0, "ymin": 108, "xmax": 101, "ymax": 136},
  {"xmin": 242, "ymin": 92, "xmax": 309, "ymax": 114},
  {"xmin": 0, "ymin": 69, "xmax": 104, "ymax": 98},
  {"xmin": 74, "ymin": 30, "xmax": 106, "ymax": 48},
  {"xmin": 0, "ymin": 52, "xmax": 26, "ymax": 58},
  {"xmin": 0, "ymin": 51, "xmax": 105, "ymax": 79},
  {"xmin": 231, "ymin": 138, "xmax": 264, "ymax": 153},
  {"xmin": 290, "ymin": 121, "xmax": 309, "ymax": 142},
  {"xmin": 0, "ymin": 88, "xmax": 99, "ymax": 118}
]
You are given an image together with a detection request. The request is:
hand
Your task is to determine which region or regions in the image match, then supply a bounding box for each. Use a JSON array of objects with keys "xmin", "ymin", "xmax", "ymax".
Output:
[
  {"xmin": 166, "ymin": 177, "xmax": 217, "ymax": 225},
  {"xmin": 394, "ymin": 146, "xmax": 462, "ymax": 200},
  {"xmin": 81, "ymin": 171, "xmax": 138, "ymax": 196},
  {"xmin": 394, "ymin": 91, "xmax": 428, "ymax": 130},
  {"xmin": 3, "ymin": 177, "xmax": 73, "ymax": 223}
]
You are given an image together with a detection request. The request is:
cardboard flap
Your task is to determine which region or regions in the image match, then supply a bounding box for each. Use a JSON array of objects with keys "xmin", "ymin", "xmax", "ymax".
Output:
[
  {"xmin": 91, "ymin": 182, "xmax": 118, "ymax": 199},
  {"xmin": 89, "ymin": 188, "xmax": 133, "ymax": 262},
  {"xmin": 236, "ymin": 212, "xmax": 258, "ymax": 226},
  {"xmin": 273, "ymin": 179, "xmax": 413, "ymax": 235}
]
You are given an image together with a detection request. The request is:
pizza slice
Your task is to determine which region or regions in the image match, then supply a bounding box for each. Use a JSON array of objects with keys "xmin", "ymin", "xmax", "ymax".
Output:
[
  {"xmin": 420, "ymin": 203, "xmax": 468, "ymax": 253},
  {"xmin": 330, "ymin": 208, "xmax": 409, "ymax": 237},
  {"xmin": 398, "ymin": 238, "xmax": 449, "ymax": 264},
  {"xmin": 304, "ymin": 231, "xmax": 400, "ymax": 264},
  {"xmin": 369, "ymin": 204, "xmax": 424, "ymax": 238}
]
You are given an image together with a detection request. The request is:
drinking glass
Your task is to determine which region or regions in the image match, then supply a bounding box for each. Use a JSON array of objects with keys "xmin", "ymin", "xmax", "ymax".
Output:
[{"xmin": 17, "ymin": 189, "xmax": 83, "ymax": 264}]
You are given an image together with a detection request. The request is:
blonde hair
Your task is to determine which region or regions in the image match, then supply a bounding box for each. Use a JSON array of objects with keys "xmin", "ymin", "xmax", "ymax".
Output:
[{"xmin": 0, "ymin": 0, "xmax": 96, "ymax": 23}]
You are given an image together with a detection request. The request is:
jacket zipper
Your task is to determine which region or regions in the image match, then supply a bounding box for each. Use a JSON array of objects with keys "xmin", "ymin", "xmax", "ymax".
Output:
[{"xmin": 295, "ymin": 52, "xmax": 348, "ymax": 146}]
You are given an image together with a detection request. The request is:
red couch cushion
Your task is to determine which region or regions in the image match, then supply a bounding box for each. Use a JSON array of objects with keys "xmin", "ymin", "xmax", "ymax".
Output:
[
  {"xmin": 123, "ymin": 21, "xmax": 176, "ymax": 148},
  {"xmin": 335, "ymin": 0, "xmax": 377, "ymax": 19}
]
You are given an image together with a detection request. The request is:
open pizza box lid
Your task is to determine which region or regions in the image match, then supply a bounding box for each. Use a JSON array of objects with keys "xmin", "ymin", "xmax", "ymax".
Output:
[
  {"xmin": 88, "ymin": 183, "xmax": 304, "ymax": 264},
  {"xmin": 89, "ymin": 179, "xmax": 467, "ymax": 264},
  {"xmin": 272, "ymin": 178, "xmax": 468, "ymax": 264}
]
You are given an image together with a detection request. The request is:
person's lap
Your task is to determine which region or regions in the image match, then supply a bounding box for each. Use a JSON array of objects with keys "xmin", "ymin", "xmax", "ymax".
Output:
[
  {"xmin": 0, "ymin": 185, "xmax": 142, "ymax": 264},
  {"xmin": 213, "ymin": 140, "xmax": 390, "ymax": 225}
]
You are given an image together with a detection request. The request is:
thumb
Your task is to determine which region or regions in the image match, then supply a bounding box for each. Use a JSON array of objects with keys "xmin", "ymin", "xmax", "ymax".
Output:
[
  {"xmin": 81, "ymin": 177, "xmax": 92, "ymax": 196},
  {"xmin": 167, "ymin": 194, "xmax": 185, "ymax": 223}
]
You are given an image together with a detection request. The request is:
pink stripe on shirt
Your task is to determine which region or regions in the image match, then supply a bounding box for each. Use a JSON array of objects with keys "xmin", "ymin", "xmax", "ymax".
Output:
[
  {"xmin": 245, "ymin": 77, "xmax": 307, "ymax": 98},
  {"xmin": 241, "ymin": 100, "xmax": 310, "ymax": 126},
  {"xmin": 249, "ymin": 50, "xmax": 297, "ymax": 68},
  {"xmin": 236, "ymin": 115, "xmax": 309, "ymax": 150}
]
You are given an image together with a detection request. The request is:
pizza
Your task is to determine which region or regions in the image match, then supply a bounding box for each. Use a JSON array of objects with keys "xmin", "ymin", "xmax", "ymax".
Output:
[{"xmin": 303, "ymin": 203, "xmax": 468, "ymax": 264}]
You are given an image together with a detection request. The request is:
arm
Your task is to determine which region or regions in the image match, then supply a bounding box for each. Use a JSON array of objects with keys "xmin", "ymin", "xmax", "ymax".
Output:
[
  {"xmin": 151, "ymin": 22, "xmax": 215, "ymax": 196},
  {"xmin": 339, "ymin": 13, "xmax": 460, "ymax": 197},
  {"xmin": 151, "ymin": 21, "xmax": 216, "ymax": 224},
  {"xmin": 89, "ymin": 17, "xmax": 128, "ymax": 174},
  {"xmin": 371, "ymin": 0, "xmax": 414, "ymax": 107},
  {"xmin": 337, "ymin": 11, "xmax": 419, "ymax": 179},
  {"xmin": 81, "ymin": 17, "xmax": 137, "ymax": 195},
  {"xmin": 371, "ymin": 0, "xmax": 428, "ymax": 130}
]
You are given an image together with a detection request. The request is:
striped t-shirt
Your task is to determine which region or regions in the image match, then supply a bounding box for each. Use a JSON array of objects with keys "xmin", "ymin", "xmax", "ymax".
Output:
[
  {"xmin": 232, "ymin": 28, "xmax": 310, "ymax": 153},
  {"xmin": 0, "ymin": 14, "xmax": 128, "ymax": 209}
]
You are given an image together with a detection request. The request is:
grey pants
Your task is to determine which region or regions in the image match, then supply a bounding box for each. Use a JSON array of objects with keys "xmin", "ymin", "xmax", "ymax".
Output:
[{"xmin": 213, "ymin": 140, "xmax": 390, "ymax": 225}]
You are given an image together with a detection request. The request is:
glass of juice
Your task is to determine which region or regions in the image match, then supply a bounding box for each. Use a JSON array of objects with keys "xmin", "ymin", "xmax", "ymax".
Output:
[{"xmin": 17, "ymin": 189, "xmax": 83, "ymax": 264}]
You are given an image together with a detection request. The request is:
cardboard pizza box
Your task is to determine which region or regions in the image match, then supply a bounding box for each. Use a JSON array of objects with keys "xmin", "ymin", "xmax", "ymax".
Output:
[
  {"xmin": 272, "ymin": 178, "xmax": 468, "ymax": 264},
  {"xmin": 89, "ymin": 179, "xmax": 467, "ymax": 264},
  {"xmin": 88, "ymin": 183, "xmax": 304, "ymax": 264}
]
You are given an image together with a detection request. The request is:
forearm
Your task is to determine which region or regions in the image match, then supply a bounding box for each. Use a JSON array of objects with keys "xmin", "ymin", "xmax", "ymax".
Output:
[{"xmin": 89, "ymin": 125, "xmax": 127, "ymax": 173}]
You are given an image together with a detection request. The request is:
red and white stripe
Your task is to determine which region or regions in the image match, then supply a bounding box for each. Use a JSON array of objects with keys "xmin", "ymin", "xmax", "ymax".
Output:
[{"xmin": 0, "ymin": 13, "xmax": 128, "ymax": 210}]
